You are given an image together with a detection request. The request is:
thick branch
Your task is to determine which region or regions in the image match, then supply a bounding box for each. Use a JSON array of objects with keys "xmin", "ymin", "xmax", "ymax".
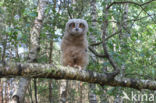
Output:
[
  {"xmin": 0, "ymin": 63, "xmax": 156, "ymax": 90},
  {"xmin": 102, "ymin": 7, "xmax": 120, "ymax": 75}
]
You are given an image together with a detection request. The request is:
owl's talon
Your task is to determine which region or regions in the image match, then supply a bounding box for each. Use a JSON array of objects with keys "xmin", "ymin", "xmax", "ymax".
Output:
[
  {"xmin": 74, "ymin": 65, "xmax": 82, "ymax": 70},
  {"xmin": 78, "ymin": 66, "xmax": 82, "ymax": 70}
]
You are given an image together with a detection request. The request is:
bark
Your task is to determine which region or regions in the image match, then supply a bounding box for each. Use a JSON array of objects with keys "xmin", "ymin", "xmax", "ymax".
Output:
[
  {"xmin": 1, "ymin": 35, "xmax": 8, "ymax": 62},
  {"xmin": 28, "ymin": 83, "xmax": 34, "ymax": 103},
  {"xmin": 102, "ymin": 1, "xmax": 120, "ymax": 77},
  {"xmin": 59, "ymin": 80, "xmax": 68, "ymax": 103},
  {"xmin": 3, "ymin": 79, "xmax": 8, "ymax": 103},
  {"xmin": 114, "ymin": 4, "xmax": 129, "ymax": 103},
  {"xmin": 79, "ymin": 83, "xmax": 83, "ymax": 103},
  {"xmin": 11, "ymin": 78, "xmax": 29, "ymax": 103},
  {"xmin": 89, "ymin": 84, "xmax": 97, "ymax": 103},
  {"xmin": 34, "ymin": 79, "xmax": 38, "ymax": 103},
  {"xmin": 48, "ymin": 80, "xmax": 53, "ymax": 103},
  {"xmin": 15, "ymin": 45, "xmax": 20, "ymax": 61},
  {"xmin": 0, "ymin": 80, "xmax": 4, "ymax": 103},
  {"xmin": 48, "ymin": 31, "xmax": 54, "ymax": 103},
  {"xmin": 0, "ymin": 63, "xmax": 156, "ymax": 90},
  {"xmin": 89, "ymin": 0, "xmax": 97, "ymax": 103},
  {"xmin": 48, "ymin": 0, "xmax": 56, "ymax": 102},
  {"xmin": 10, "ymin": 0, "xmax": 48, "ymax": 102}
]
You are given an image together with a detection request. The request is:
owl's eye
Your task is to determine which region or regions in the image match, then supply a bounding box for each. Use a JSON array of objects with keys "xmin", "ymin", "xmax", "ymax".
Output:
[
  {"xmin": 69, "ymin": 23, "xmax": 75, "ymax": 28},
  {"xmin": 79, "ymin": 23, "xmax": 84, "ymax": 28}
]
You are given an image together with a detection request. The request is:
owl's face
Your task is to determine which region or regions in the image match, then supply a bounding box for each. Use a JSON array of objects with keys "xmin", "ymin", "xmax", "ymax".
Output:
[{"xmin": 66, "ymin": 19, "xmax": 88, "ymax": 36}]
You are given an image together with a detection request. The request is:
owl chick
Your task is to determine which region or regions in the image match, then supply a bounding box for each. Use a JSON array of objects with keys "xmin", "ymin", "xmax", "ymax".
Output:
[{"xmin": 61, "ymin": 19, "xmax": 89, "ymax": 69}]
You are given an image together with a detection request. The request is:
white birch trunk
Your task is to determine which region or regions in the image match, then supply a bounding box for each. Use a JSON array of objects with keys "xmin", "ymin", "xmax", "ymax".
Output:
[
  {"xmin": 89, "ymin": 0, "xmax": 97, "ymax": 103},
  {"xmin": 10, "ymin": 0, "xmax": 48, "ymax": 102}
]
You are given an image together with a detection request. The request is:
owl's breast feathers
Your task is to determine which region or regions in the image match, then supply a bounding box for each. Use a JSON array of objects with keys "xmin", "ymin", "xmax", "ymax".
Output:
[{"xmin": 61, "ymin": 36, "xmax": 88, "ymax": 67}]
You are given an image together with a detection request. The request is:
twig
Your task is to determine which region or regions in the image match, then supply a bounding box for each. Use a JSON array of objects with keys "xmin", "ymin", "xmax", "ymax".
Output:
[
  {"xmin": 88, "ymin": 14, "xmax": 155, "ymax": 24},
  {"xmin": 90, "ymin": 41, "xmax": 102, "ymax": 46},
  {"xmin": 107, "ymin": 0, "xmax": 156, "ymax": 24},
  {"xmin": 90, "ymin": 12, "xmax": 155, "ymax": 47},
  {"xmin": 141, "ymin": 0, "xmax": 156, "ymax": 6},
  {"xmin": 105, "ymin": 29, "xmax": 122, "ymax": 41},
  {"xmin": 90, "ymin": 29, "xmax": 121, "ymax": 46},
  {"xmin": 88, "ymin": 46, "xmax": 106, "ymax": 58},
  {"xmin": 107, "ymin": 1, "xmax": 140, "ymax": 9},
  {"xmin": 140, "ymin": 6, "xmax": 156, "ymax": 24}
]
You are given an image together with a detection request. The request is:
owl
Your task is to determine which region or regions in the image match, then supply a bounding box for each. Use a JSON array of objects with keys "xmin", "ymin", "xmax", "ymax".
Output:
[{"xmin": 61, "ymin": 19, "xmax": 89, "ymax": 69}]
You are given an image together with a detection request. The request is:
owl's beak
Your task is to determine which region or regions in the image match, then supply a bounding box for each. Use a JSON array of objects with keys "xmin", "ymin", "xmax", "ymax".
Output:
[{"xmin": 75, "ymin": 28, "xmax": 79, "ymax": 31}]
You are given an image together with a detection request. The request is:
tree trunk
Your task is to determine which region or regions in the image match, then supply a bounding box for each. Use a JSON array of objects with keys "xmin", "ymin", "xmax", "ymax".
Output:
[
  {"xmin": 15, "ymin": 45, "xmax": 20, "ymax": 61},
  {"xmin": 60, "ymin": 80, "xmax": 68, "ymax": 103},
  {"xmin": 114, "ymin": 3, "xmax": 129, "ymax": 103},
  {"xmin": 48, "ymin": 0, "xmax": 57, "ymax": 102},
  {"xmin": 2, "ymin": 35, "xmax": 8, "ymax": 62},
  {"xmin": 0, "ymin": 34, "xmax": 7, "ymax": 103},
  {"xmin": 48, "ymin": 35, "xmax": 54, "ymax": 103},
  {"xmin": 0, "ymin": 80, "xmax": 3, "ymax": 103},
  {"xmin": 89, "ymin": 0, "xmax": 97, "ymax": 103},
  {"xmin": 10, "ymin": 0, "xmax": 48, "ymax": 102},
  {"xmin": 28, "ymin": 83, "xmax": 34, "ymax": 103},
  {"xmin": 1, "ymin": 35, "xmax": 7, "ymax": 100},
  {"xmin": 34, "ymin": 79, "xmax": 38, "ymax": 103},
  {"xmin": 48, "ymin": 80, "xmax": 53, "ymax": 103}
]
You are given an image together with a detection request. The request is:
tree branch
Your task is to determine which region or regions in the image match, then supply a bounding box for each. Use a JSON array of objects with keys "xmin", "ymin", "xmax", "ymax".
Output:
[
  {"xmin": 90, "ymin": 29, "xmax": 122, "ymax": 46},
  {"xmin": 140, "ymin": 0, "xmax": 155, "ymax": 6},
  {"xmin": 102, "ymin": 6, "xmax": 120, "ymax": 76},
  {"xmin": 90, "ymin": 41, "xmax": 102, "ymax": 46},
  {"xmin": 0, "ymin": 63, "xmax": 156, "ymax": 90},
  {"xmin": 90, "ymin": 14, "xmax": 155, "ymax": 47},
  {"xmin": 106, "ymin": 0, "xmax": 155, "ymax": 10},
  {"xmin": 88, "ymin": 46, "xmax": 106, "ymax": 58}
]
